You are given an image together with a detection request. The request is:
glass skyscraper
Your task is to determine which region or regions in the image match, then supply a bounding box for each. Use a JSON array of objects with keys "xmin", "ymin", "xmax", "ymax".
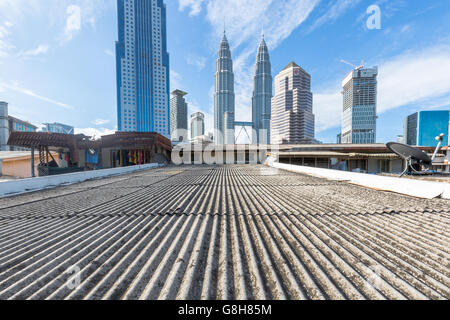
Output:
[
  {"xmin": 341, "ymin": 67, "xmax": 378, "ymax": 144},
  {"xmin": 214, "ymin": 32, "xmax": 235, "ymax": 145},
  {"xmin": 170, "ymin": 90, "xmax": 188, "ymax": 142},
  {"xmin": 252, "ymin": 34, "xmax": 272, "ymax": 145},
  {"xmin": 404, "ymin": 110, "xmax": 450, "ymax": 147},
  {"xmin": 116, "ymin": 0, "xmax": 170, "ymax": 137}
]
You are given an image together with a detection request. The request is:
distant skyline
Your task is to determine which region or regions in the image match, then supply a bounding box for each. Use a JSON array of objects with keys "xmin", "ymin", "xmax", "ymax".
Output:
[{"xmin": 0, "ymin": 0, "xmax": 449, "ymax": 143}]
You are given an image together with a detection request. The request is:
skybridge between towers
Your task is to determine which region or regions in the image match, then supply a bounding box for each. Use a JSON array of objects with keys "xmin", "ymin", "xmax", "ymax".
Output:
[{"xmin": 234, "ymin": 121, "xmax": 253, "ymax": 144}]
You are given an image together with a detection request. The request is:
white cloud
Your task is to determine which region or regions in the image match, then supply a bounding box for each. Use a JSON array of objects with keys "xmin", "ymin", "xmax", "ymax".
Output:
[
  {"xmin": 0, "ymin": 0, "xmax": 111, "ymax": 51},
  {"xmin": 75, "ymin": 127, "xmax": 115, "ymax": 138},
  {"xmin": 0, "ymin": 82, "xmax": 72, "ymax": 109},
  {"xmin": 378, "ymin": 45, "xmax": 450, "ymax": 113},
  {"xmin": 18, "ymin": 44, "xmax": 49, "ymax": 57},
  {"xmin": 0, "ymin": 21, "xmax": 14, "ymax": 58},
  {"xmin": 309, "ymin": 0, "xmax": 361, "ymax": 32},
  {"xmin": 186, "ymin": 55, "xmax": 207, "ymax": 71},
  {"xmin": 170, "ymin": 70, "xmax": 183, "ymax": 91},
  {"xmin": 179, "ymin": 0, "xmax": 206, "ymax": 17},
  {"xmin": 206, "ymin": 0, "xmax": 319, "ymax": 49},
  {"xmin": 314, "ymin": 44, "xmax": 450, "ymax": 132},
  {"xmin": 199, "ymin": 0, "xmax": 319, "ymax": 127},
  {"xmin": 400, "ymin": 25, "xmax": 411, "ymax": 33},
  {"xmin": 104, "ymin": 49, "xmax": 114, "ymax": 57},
  {"xmin": 313, "ymin": 90, "xmax": 342, "ymax": 132},
  {"xmin": 93, "ymin": 119, "xmax": 110, "ymax": 125}
]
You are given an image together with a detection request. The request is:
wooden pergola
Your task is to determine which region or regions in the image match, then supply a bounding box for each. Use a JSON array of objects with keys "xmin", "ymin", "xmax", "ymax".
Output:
[{"xmin": 7, "ymin": 132, "xmax": 172, "ymax": 177}]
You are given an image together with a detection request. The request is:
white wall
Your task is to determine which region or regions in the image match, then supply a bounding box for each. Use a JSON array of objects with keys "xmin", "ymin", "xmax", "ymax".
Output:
[
  {"xmin": 0, "ymin": 163, "xmax": 162, "ymax": 198},
  {"xmin": 270, "ymin": 161, "xmax": 450, "ymax": 200}
]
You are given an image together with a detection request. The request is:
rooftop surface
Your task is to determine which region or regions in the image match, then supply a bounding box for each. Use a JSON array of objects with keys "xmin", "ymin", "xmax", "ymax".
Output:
[{"xmin": 0, "ymin": 165, "xmax": 448, "ymax": 300}]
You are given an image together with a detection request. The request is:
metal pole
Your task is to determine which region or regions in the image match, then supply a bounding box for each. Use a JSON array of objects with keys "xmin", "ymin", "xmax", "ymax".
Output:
[{"xmin": 31, "ymin": 147, "xmax": 35, "ymax": 177}]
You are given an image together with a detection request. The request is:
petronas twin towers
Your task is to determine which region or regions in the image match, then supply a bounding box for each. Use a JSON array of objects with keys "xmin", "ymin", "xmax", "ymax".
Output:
[
  {"xmin": 214, "ymin": 32, "xmax": 235, "ymax": 145},
  {"xmin": 252, "ymin": 34, "xmax": 272, "ymax": 144},
  {"xmin": 214, "ymin": 31, "xmax": 272, "ymax": 145}
]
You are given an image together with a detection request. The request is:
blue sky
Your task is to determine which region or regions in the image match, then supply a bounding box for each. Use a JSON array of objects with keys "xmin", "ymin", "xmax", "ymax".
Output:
[{"xmin": 0, "ymin": 0, "xmax": 449, "ymax": 142}]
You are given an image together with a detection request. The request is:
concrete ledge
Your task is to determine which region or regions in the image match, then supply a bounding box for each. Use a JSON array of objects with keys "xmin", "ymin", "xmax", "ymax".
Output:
[
  {"xmin": 271, "ymin": 161, "xmax": 450, "ymax": 199},
  {"xmin": 0, "ymin": 163, "xmax": 162, "ymax": 198}
]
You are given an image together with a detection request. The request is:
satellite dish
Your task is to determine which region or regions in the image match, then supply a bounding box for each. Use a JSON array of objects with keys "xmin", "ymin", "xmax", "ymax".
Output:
[
  {"xmin": 386, "ymin": 142, "xmax": 431, "ymax": 177},
  {"xmin": 387, "ymin": 142, "xmax": 431, "ymax": 163}
]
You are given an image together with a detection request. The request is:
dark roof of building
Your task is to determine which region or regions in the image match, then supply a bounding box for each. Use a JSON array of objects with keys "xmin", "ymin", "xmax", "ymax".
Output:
[
  {"xmin": 0, "ymin": 165, "xmax": 448, "ymax": 300},
  {"xmin": 171, "ymin": 89, "xmax": 188, "ymax": 97}
]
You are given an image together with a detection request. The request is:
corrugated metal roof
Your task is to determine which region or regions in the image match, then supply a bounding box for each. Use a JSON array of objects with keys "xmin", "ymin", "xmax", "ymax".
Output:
[{"xmin": 0, "ymin": 165, "xmax": 448, "ymax": 300}]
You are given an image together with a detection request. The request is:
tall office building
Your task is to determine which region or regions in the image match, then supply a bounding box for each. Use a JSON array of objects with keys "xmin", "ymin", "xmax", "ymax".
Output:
[
  {"xmin": 170, "ymin": 90, "xmax": 188, "ymax": 142},
  {"xmin": 1, "ymin": 102, "xmax": 38, "ymax": 151},
  {"xmin": 0, "ymin": 102, "xmax": 9, "ymax": 151},
  {"xmin": 42, "ymin": 122, "xmax": 74, "ymax": 135},
  {"xmin": 8, "ymin": 116, "xmax": 38, "ymax": 151},
  {"xmin": 214, "ymin": 31, "xmax": 235, "ymax": 145},
  {"xmin": 271, "ymin": 62, "xmax": 315, "ymax": 145},
  {"xmin": 341, "ymin": 67, "xmax": 378, "ymax": 144},
  {"xmin": 404, "ymin": 110, "xmax": 450, "ymax": 147},
  {"xmin": 190, "ymin": 112, "xmax": 205, "ymax": 140},
  {"xmin": 116, "ymin": 0, "xmax": 170, "ymax": 137},
  {"xmin": 252, "ymin": 34, "xmax": 272, "ymax": 144}
]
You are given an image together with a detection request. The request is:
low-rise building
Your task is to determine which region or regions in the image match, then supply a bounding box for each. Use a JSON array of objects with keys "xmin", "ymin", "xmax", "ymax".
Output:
[
  {"xmin": 175, "ymin": 143, "xmax": 445, "ymax": 174},
  {"xmin": 0, "ymin": 151, "xmax": 57, "ymax": 179},
  {"xmin": 7, "ymin": 131, "xmax": 172, "ymax": 177}
]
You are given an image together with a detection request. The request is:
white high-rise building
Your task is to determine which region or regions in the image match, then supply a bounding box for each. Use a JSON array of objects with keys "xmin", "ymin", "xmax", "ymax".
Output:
[
  {"xmin": 341, "ymin": 67, "xmax": 378, "ymax": 144},
  {"xmin": 190, "ymin": 112, "xmax": 205, "ymax": 140},
  {"xmin": 271, "ymin": 62, "xmax": 315, "ymax": 144},
  {"xmin": 116, "ymin": 0, "xmax": 170, "ymax": 137}
]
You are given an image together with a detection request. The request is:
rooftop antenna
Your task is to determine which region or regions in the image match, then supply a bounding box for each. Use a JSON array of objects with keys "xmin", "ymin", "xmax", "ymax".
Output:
[{"xmin": 431, "ymin": 133, "xmax": 445, "ymax": 162}]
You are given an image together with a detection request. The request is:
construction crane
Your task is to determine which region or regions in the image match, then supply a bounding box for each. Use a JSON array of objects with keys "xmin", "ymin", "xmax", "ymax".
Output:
[{"xmin": 340, "ymin": 59, "xmax": 364, "ymax": 71}]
